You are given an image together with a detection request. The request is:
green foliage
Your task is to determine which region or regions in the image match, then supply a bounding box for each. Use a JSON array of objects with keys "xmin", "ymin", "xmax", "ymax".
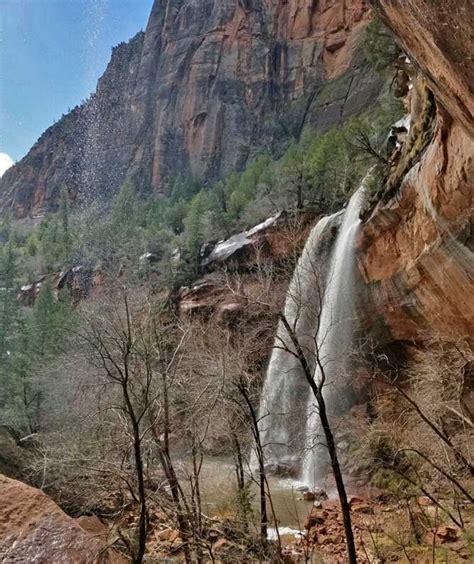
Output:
[
  {"xmin": 228, "ymin": 154, "xmax": 272, "ymax": 219},
  {"xmin": 3, "ymin": 88, "xmax": 401, "ymax": 292},
  {"xmin": 364, "ymin": 17, "xmax": 400, "ymax": 71},
  {"xmin": 0, "ymin": 281, "xmax": 75, "ymax": 434},
  {"xmin": 0, "ymin": 212, "xmax": 77, "ymax": 433},
  {"xmin": 36, "ymin": 189, "xmax": 73, "ymax": 270},
  {"xmin": 0, "ymin": 229, "xmax": 20, "ymax": 360},
  {"xmin": 169, "ymin": 173, "xmax": 201, "ymax": 204}
]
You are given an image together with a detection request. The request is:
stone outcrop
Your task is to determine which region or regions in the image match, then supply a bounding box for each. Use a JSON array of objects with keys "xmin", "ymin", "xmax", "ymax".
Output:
[
  {"xmin": 369, "ymin": 0, "xmax": 473, "ymax": 137},
  {"xmin": 0, "ymin": 474, "xmax": 124, "ymax": 563},
  {"xmin": 179, "ymin": 209, "xmax": 317, "ymax": 322},
  {"xmin": 17, "ymin": 265, "xmax": 105, "ymax": 306},
  {"xmin": 358, "ymin": 0, "xmax": 473, "ymax": 346},
  {"xmin": 199, "ymin": 209, "xmax": 318, "ymax": 272},
  {"xmin": 359, "ymin": 119, "xmax": 473, "ymax": 345},
  {"xmin": 0, "ymin": 0, "xmax": 380, "ymax": 217}
]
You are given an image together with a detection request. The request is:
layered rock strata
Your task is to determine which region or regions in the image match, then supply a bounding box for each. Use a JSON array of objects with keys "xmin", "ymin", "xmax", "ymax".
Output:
[
  {"xmin": 359, "ymin": 0, "xmax": 473, "ymax": 345},
  {"xmin": 0, "ymin": 0, "xmax": 378, "ymax": 217}
]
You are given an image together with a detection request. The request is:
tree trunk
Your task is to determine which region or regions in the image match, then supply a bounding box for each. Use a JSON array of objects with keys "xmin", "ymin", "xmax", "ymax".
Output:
[
  {"xmin": 317, "ymin": 391, "xmax": 357, "ymax": 563},
  {"xmin": 296, "ymin": 172, "xmax": 304, "ymax": 210},
  {"xmin": 279, "ymin": 313, "xmax": 357, "ymax": 563},
  {"xmin": 237, "ymin": 381, "xmax": 268, "ymax": 544},
  {"xmin": 122, "ymin": 384, "xmax": 148, "ymax": 564}
]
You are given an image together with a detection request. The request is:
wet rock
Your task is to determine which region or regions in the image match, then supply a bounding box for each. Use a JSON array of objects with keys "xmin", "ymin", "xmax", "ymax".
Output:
[
  {"xmin": 304, "ymin": 487, "xmax": 329, "ymax": 502},
  {"xmin": 348, "ymin": 495, "xmax": 364, "ymax": 506},
  {"xmin": 295, "ymin": 485, "xmax": 309, "ymax": 492},
  {"xmin": 313, "ymin": 487, "xmax": 329, "ymax": 501},
  {"xmin": 361, "ymin": 2, "xmax": 474, "ymax": 347},
  {"xmin": 371, "ymin": 0, "xmax": 474, "ymax": 136},
  {"xmin": 304, "ymin": 510, "xmax": 326, "ymax": 530},
  {"xmin": 263, "ymin": 457, "xmax": 299, "ymax": 479}
]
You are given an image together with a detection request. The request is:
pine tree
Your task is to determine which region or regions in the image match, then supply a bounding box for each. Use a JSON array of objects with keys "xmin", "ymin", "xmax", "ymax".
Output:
[
  {"xmin": 0, "ymin": 232, "xmax": 19, "ymax": 360},
  {"xmin": 0, "ymin": 231, "xmax": 21, "ymax": 417}
]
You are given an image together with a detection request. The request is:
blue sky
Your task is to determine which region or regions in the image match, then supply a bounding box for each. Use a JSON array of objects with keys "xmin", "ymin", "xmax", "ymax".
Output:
[{"xmin": 0, "ymin": 0, "xmax": 153, "ymax": 171}]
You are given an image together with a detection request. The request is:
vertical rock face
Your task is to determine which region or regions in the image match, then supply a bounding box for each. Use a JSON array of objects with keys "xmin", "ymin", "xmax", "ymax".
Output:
[
  {"xmin": 359, "ymin": 119, "xmax": 473, "ymax": 345},
  {"xmin": 369, "ymin": 0, "xmax": 473, "ymax": 136},
  {"xmin": 360, "ymin": 0, "xmax": 473, "ymax": 345},
  {"xmin": 0, "ymin": 0, "xmax": 379, "ymax": 217}
]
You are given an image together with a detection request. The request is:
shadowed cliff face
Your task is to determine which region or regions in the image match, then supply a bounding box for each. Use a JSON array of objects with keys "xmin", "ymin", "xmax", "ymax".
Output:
[
  {"xmin": 360, "ymin": 0, "xmax": 473, "ymax": 345},
  {"xmin": 369, "ymin": 0, "xmax": 473, "ymax": 137},
  {"xmin": 0, "ymin": 0, "xmax": 379, "ymax": 217}
]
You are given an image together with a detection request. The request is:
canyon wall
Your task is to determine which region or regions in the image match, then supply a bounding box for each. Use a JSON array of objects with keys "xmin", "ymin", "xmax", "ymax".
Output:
[
  {"xmin": 0, "ymin": 0, "xmax": 379, "ymax": 217},
  {"xmin": 359, "ymin": 0, "xmax": 473, "ymax": 345},
  {"xmin": 179, "ymin": 0, "xmax": 473, "ymax": 350}
]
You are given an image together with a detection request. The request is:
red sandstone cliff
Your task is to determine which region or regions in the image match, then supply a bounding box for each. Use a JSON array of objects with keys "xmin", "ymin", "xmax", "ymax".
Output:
[
  {"xmin": 0, "ymin": 0, "xmax": 377, "ymax": 218},
  {"xmin": 179, "ymin": 1, "xmax": 473, "ymax": 350},
  {"xmin": 359, "ymin": 0, "xmax": 473, "ymax": 345}
]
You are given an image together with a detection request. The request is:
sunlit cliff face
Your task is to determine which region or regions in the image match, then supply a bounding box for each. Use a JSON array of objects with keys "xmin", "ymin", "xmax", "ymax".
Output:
[{"xmin": 0, "ymin": 0, "xmax": 378, "ymax": 218}]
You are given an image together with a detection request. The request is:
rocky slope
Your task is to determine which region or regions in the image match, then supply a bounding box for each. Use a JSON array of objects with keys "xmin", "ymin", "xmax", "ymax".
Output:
[
  {"xmin": 358, "ymin": 0, "xmax": 473, "ymax": 346},
  {"xmin": 0, "ymin": 474, "xmax": 124, "ymax": 563},
  {"xmin": 0, "ymin": 0, "xmax": 380, "ymax": 217}
]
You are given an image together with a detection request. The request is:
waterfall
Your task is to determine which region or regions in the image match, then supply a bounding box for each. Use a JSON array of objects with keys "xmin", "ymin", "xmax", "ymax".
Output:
[
  {"xmin": 257, "ymin": 213, "xmax": 336, "ymax": 471},
  {"xmin": 302, "ymin": 185, "xmax": 366, "ymax": 486},
  {"xmin": 257, "ymin": 180, "xmax": 368, "ymax": 484}
]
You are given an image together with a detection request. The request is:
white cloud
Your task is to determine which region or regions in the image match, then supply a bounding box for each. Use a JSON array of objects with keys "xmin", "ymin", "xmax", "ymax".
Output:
[{"xmin": 0, "ymin": 153, "xmax": 15, "ymax": 177}]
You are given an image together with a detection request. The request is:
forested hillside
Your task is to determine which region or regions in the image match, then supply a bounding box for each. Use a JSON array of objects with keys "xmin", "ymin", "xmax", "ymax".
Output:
[{"xmin": 0, "ymin": 1, "xmax": 472, "ymax": 563}]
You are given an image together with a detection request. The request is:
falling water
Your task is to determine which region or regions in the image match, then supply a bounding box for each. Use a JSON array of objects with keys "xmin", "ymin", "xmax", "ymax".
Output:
[
  {"xmin": 302, "ymin": 184, "xmax": 366, "ymax": 487},
  {"xmin": 257, "ymin": 178, "xmax": 368, "ymax": 485},
  {"xmin": 257, "ymin": 213, "xmax": 336, "ymax": 470}
]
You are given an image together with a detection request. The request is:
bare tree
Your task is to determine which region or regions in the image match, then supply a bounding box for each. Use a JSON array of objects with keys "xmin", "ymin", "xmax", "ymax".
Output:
[
  {"xmin": 218, "ymin": 246, "xmax": 358, "ymax": 563},
  {"xmin": 78, "ymin": 289, "xmax": 200, "ymax": 562},
  {"xmin": 81, "ymin": 290, "xmax": 150, "ymax": 563}
]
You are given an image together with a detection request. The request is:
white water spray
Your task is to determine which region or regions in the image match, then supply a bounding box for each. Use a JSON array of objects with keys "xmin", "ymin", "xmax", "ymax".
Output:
[
  {"xmin": 302, "ymin": 184, "xmax": 366, "ymax": 487},
  {"xmin": 256, "ymin": 177, "xmax": 368, "ymax": 484},
  {"xmin": 257, "ymin": 213, "xmax": 335, "ymax": 469}
]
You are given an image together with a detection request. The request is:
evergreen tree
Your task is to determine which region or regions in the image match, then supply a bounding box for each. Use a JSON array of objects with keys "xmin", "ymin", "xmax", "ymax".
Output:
[
  {"xmin": 184, "ymin": 191, "xmax": 207, "ymax": 258},
  {"xmin": 0, "ymin": 232, "xmax": 19, "ymax": 360}
]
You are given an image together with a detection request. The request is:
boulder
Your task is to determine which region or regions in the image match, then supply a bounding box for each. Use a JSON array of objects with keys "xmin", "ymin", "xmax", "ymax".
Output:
[
  {"xmin": 263, "ymin": 457, "xmax": 300, "ymax": 479},
  {"xmin": 438, "ymin": 526, "xmax": 459, "ymax": 543},
  {"xmin": 304, "ymin": 510, "xmax": 326, "ymax": 530},
  {"xmin": 348, "ymin": 495, "xmax": 364, "ymax": 506},
  {"xmin": 0, "ymin": 474, "xmax": 124, "ymax": 563}
]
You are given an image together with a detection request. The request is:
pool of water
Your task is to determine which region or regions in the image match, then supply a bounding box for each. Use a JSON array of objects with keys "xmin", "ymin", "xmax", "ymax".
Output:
[{"xmin": 182, "ymin": 457, "xmax": 318, "ymax": 538}]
